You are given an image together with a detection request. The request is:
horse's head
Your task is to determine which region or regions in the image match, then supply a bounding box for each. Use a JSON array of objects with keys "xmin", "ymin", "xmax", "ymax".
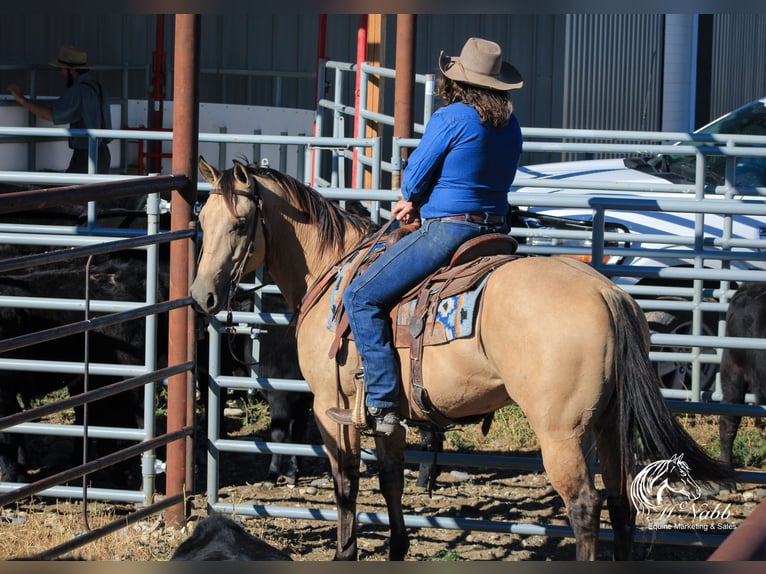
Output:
[{"xmin": 191, "ymin": 156, "xmax": 266, "ymax": 315}]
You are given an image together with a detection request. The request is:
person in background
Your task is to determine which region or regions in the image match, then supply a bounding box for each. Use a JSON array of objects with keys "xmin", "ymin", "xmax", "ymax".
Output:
[
  {"xmin": 7, "ymin": 45, "xmax": 112, "ymax": 174},
  {"xmin": 326, "ymin": 37, "xmax": 524, "ymax": 435}
]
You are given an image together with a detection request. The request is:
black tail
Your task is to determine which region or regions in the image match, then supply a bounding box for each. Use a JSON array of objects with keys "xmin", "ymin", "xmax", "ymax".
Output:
[{"xmin": 603, "ymin": 289, "xmax": 735, "ymax": 484}]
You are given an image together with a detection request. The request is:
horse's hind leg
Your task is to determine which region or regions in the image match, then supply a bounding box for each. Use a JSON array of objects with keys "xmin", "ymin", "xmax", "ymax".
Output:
[
  {"xmin": 537, "ymin": 433, "xmax": 602, "ymax": 560},
  {"xmin": 594, "ymin": 407, "xmax": 635, "ymax": 560},
  {"xmin": 373, "ymin": 425, "xmax": 409, "ymax": 560},
  {"xmin": 719, "ymin": 352, "xmax": 747, "ymax": 468}
]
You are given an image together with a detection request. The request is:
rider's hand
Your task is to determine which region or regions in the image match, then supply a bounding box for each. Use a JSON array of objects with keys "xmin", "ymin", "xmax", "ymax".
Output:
[{"xmin": 392, "ymin": 199, "xmax": 420, "ymax": 227}]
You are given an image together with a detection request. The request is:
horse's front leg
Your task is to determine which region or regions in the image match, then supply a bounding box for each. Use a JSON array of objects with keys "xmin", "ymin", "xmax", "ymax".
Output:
[
  {"xmin": 319, "ymin": 418, "xmax": 362, "ymax": 561},
  {"xmin": 373, "ymin": 424, "xmax": 409, "ymax": 560}
]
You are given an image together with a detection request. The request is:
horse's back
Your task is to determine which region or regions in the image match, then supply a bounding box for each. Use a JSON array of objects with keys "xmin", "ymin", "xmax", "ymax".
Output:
[{"xmin": 473, "ymin": 256, "xmax": 620, "ymax": 426}]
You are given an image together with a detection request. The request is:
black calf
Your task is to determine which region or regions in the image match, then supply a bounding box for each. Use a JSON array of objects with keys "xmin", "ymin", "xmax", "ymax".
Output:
[
  {"xmin": 719, "ymin": 282, "xmax": 766, "ymax": 467},
  {"xmin": 170, "ymin": 513, "xmax": 292, "ymax": 561},
  {"xmin": 0, "ymin": 252, "xmax": 167, "ymax": 486}
]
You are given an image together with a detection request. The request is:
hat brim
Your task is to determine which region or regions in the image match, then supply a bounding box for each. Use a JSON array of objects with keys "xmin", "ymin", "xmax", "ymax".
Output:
[
  {"xmin": 439, "ymin": 51, "xmax": 523, "ymax": 91},
  {"xmin": 49, "ymin": 59, "xmax": 90, "ymax": 69}
]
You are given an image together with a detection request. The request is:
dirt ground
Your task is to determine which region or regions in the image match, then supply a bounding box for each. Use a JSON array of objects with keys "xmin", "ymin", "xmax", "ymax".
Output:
[
  {"xmin": 207, "ymin": 447, "xmax": 764, "ymax": 562},
  {"xmin": 2, "ymin": 408, "xmax": 764, "ymax": 562}
]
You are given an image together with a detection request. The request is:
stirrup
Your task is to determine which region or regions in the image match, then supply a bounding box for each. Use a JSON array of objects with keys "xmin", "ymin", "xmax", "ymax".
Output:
[{"xmin": 351, "ymin": 371, "xmax": 366, "ymax": 427}]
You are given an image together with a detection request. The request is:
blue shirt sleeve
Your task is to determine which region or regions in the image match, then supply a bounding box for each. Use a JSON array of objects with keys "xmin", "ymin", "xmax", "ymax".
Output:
[
  {"xmin": 49, "ymin": 84, "xmax": 83, "ymax": 125},
  {"xmin": 400, "ymin": 110, "xmax": 452, "ymax": 205}
]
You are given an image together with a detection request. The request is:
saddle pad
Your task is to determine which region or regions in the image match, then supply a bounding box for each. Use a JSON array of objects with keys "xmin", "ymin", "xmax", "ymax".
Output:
[
  {"xmin": 325, "ymin": 246, "xmax": 491, "ymax": 347},
  {"xmin": 325, "ymin": 241, "xmax": 386, "ymax": 331},
  {"xmin": 393, "ymin": 276, "xmax": 489, "ymax": 347}
]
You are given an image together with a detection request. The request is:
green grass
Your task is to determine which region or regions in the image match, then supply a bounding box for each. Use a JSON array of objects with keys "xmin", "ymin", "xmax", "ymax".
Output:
[
  {"xmin": 428, "ymin": 548, "xmax": 463, "ymax": 561},
  {"xmin": 440, "ymin": 405, "xmax": 766, "ymax": 471}
]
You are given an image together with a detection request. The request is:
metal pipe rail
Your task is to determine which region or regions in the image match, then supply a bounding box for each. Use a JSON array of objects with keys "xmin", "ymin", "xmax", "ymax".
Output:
[
  {"xmin": 0, "ymin": 173, "xmax": 194, "ymax": 519},
  {"xmin": 209, "ymin": 499, "xmax": 732, "ymax": 550}
]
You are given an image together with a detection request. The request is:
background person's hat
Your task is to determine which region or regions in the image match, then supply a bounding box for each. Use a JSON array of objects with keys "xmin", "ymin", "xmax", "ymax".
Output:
[
  {"xmin": 49, "ymin": 45, "xmax": 90, "ymax": 69},
  {"xmin": 439, "ymin": 37, "xmax": 523, "ymax": 91}
]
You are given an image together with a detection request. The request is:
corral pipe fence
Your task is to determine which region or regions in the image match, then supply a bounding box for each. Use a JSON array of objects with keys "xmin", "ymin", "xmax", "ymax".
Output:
[
  {"xmin": 203, "ymin": 129, "xmax": 766, "ymax": 554},
  {"xmin": 0, "ymin": 175, "xmax": 194, "ymax": 559},
  {"xmin": 2, "ymin": 120, "xmax": 766, "ymax": 554}
]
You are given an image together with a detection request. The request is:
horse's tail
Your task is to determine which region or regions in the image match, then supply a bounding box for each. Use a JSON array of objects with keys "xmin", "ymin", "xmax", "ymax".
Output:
[{"xmin": 602, "ymin": 288, "xmax": 735, "ymax": 485}]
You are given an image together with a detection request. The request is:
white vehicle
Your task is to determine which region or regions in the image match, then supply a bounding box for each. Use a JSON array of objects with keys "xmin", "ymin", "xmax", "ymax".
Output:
[{"xmin": 510, "ymin": 97, "xmax": 766, "ymax": 391}]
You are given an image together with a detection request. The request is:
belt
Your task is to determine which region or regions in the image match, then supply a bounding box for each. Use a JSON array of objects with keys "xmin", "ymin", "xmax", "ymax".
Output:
[{"xmin": 431, "ymin": 213, "xmax": 507, "ymax": 225}]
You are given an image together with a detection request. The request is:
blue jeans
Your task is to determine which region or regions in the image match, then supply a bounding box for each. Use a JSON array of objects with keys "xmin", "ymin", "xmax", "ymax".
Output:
[{"xmin": 342, "ymin": 217, "xmax": 507, "ymax": 409}]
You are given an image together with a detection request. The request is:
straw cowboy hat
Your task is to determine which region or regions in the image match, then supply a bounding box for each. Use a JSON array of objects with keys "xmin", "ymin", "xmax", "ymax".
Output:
[
  {"xmin": 49, "ymin": 45, "xmax": 90, "ymax": 69},
  {"xmin": 439, "ymin": 37, "xmax": 523, "ymax": 91}
]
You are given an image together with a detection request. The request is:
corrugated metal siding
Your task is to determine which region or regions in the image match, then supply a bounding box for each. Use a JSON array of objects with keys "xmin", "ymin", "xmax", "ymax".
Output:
[
  {"xmin": 709, "ymin": 14, "xmax": 766, "ymax": 120},
  {"xmin": 2, "ymin": 14, "xmax": 766, "ymax": 142},
  {"xmin": 563, "ymin": 14, "xmax": 665, "ymax": 133}
]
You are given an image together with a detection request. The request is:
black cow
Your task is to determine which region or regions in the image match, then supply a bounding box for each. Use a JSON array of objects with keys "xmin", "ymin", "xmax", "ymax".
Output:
[
  {"xmin": 170, "ymin": 513, "xmax": 293, "ymax": 560},
  {"xmin": 719, "ymin": 282, "xmax": 766, "ymax": 467},
  {"xmin": 0, "ymin": 251, "xmax": 167, "ymax": 486}
]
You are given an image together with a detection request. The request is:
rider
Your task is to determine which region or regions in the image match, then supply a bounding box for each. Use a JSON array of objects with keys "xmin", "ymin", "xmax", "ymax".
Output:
[{"xmin": 326, "ymin": 37, "xmax": 525, "ymax": 435}]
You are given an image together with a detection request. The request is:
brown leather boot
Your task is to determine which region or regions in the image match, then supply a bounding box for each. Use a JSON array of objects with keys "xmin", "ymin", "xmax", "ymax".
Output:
[{"xmin": 326, "ymin": 407, "xmax": 359, "ymax": 426}]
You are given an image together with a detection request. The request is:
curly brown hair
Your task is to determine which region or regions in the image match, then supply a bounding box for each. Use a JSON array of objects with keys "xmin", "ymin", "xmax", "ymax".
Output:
[{"xmin": 435, "ymin": 76, "xmax": 513, "ymax": 128}]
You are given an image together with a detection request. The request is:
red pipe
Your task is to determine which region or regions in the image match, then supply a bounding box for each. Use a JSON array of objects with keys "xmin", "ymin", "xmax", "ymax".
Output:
[
  {"xmin": 150, "ymin": 15, "xmax": 166, "ymax": 173},
  {"xmin": 393, "ymin": 15, "xmax": 416, "ymax": 189},
  {"xmin": 165, "ymin": 13, "xmax": 201, "ymax": 528},
  {"xmin": 314, "ymin": 14, "xmax": 327, "ymax": 106},
  {"xmin": 351, "ymin": 14, "xmax": 368, "ymax": 187},
  {"xmin": 311, "ymin": 14, "xmax": 328, "ymax": 186}
]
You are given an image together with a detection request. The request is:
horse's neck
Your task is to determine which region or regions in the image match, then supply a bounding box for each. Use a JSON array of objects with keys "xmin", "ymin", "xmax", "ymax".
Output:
[{"xmin": 266, "ymin": 217, "xmax": 364, "ymax": 311}]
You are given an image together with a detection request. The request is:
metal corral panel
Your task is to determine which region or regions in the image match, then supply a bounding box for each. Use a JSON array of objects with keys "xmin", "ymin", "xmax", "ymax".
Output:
[{"xmin": 710, "ymin": 14, "xmax": 766, "ymax": 119}]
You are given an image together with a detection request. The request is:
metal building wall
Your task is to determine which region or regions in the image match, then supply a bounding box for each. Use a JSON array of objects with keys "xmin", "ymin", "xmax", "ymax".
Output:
[
  {"xmin": 0, "ymin": 14, "xmax": 155, "ymax": 101},
  {"xmin": 2, "ymin": 14, "xmax": 766, "ymax": 138},
  {"xmin": 382, "ymin": 14, "xmax": 565, "ymax": 134},
  {"xmin": 709, "ymin": 13, "xmax": 766, "ymax": 120},
  {"xmin": 562, "ymin": 14, "xmax": 665, "ymax": 133}
]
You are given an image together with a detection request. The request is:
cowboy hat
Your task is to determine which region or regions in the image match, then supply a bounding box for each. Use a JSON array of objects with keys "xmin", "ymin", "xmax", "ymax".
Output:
[
  {"xmin": 49, "ymin": 45, "xmax": 90, "ymax": 69},
  {"xmin": 439, "ymin": 37, "xmax": 523, "ymax": 91}
]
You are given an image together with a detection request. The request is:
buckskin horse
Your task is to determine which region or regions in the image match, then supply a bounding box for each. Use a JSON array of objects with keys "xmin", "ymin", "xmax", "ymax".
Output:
[{"xmin": 189, "ymin": 157, "xmax": 734, "ymax": 561}]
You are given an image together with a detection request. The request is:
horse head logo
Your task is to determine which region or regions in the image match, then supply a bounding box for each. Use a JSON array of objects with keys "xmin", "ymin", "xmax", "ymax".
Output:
[{"xmin": 630, "ymin": 453, "xmax": 702, "ymax": 519}]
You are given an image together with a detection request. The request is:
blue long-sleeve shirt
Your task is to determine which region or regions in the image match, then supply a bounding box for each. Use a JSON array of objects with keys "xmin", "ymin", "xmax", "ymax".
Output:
[
  {"xmin": 400, "ymin": 101, "xmax": 523, "ymax": 219},
  {"xmin": 49, "ymin": 72, "xmax": 112, "ymax": 150}
]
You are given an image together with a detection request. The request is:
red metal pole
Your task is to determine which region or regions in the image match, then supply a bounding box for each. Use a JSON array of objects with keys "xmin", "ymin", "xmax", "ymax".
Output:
[
  {"xmin": 392, "ymin": 14, "xmax": 416, "ymax": 190},
  {"xmin": 165, "ymin": 13, "xmax": 200, "ymax": 528},
  {"xmin": 351, "ymin": 14, "xmax": 368, "ymax": 187},
  {"xmin": 150, "ymin": 15, "xmax": 167, "ymax": 173},
  {"xmin": 311, "ymin": 14, "xmax": 328, "ymax": 186}
]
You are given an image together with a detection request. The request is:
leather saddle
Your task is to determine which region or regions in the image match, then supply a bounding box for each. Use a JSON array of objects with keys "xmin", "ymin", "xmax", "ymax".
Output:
[{"xmin": 297, "ymin": 228, "xmax": 519, "ymax": 429}]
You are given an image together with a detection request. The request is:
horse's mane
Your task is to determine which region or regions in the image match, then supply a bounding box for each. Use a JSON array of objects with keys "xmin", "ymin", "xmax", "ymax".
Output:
[{"xmin": 219, "ymin": 163, "xmax": 376, "ymax": 256}]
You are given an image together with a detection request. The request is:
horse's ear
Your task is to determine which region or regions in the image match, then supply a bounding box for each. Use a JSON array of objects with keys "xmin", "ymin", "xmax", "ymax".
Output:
[
  {"xmin": 232, "ymin": 159, "xmax": 251, "ymax": 186},
  {"xmin": 199, "ymin": 156, "xmax": 220, "ymax": 184}
]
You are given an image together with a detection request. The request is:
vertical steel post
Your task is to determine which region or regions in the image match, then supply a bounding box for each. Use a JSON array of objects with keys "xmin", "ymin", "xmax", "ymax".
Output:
[
  {"xmin": 165, "ymin": 13, "xmax": 200, "ymax": 528},
  {"xmin": 392, "ymin": 14, "xmax": 415, "ymax": 190}
]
